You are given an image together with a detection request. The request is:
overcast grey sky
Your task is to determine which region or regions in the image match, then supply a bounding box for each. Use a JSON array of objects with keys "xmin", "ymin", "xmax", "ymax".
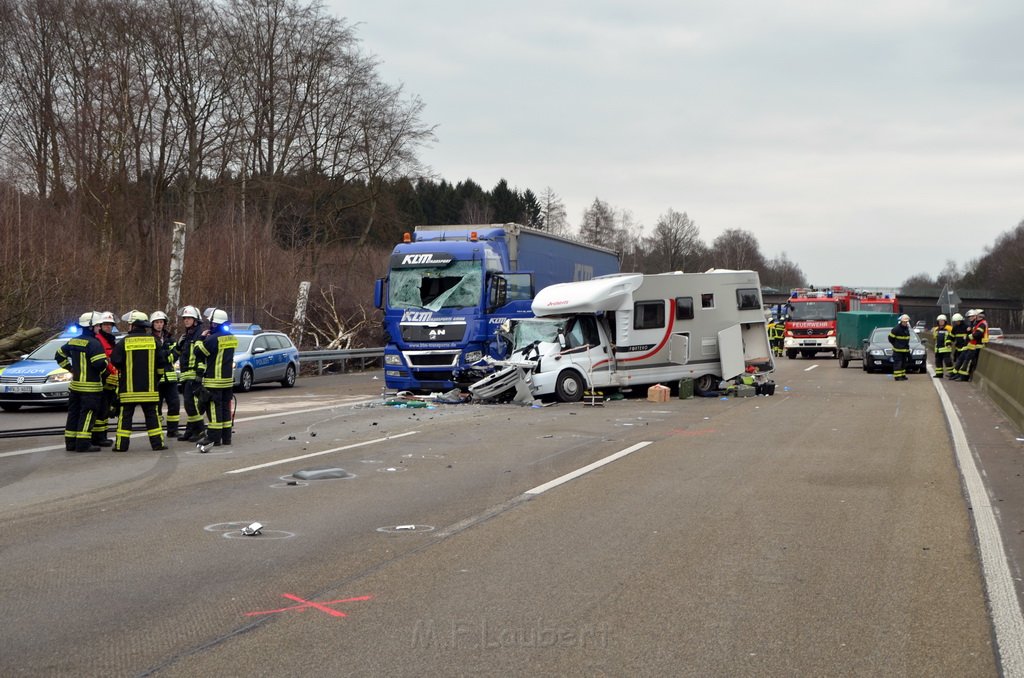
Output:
[{"xmin": 335, "ymin": 1, "xmax": 1024, "ymax": 288}]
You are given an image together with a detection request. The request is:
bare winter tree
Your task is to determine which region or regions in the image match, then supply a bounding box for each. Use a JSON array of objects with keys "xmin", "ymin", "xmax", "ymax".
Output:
[
  {"xmin": 537, "ymin": 186, "xmax": 569, "ymax": 235},
  {"xmin": 351, "ymin": 77, "xmax": 434, "ymax": 247},
  {"xmin": 762, "ymin": 252, "xmax": 806, "ymax": 290},
  {"xmin": 646, "ymin": 208, "xmax": 701, "ymax": 272},
  {"xmin": 709, "ymin": 228, "xmax": 767, "ymax": 271}
]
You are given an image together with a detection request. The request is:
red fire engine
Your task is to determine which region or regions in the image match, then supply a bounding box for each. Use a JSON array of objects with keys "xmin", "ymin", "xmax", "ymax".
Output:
[
  {"xmin": 852, "ymin": 291, "xmax": 900, "ymax": 314},
  {"xmin": 782, "ymin": 286, "xmax": 857, "ymax": 359}
]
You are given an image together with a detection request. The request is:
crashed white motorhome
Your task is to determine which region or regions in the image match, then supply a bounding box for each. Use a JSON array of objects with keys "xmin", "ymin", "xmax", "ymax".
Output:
[{"xmin": 469, "ymin": 270, "xmax": 775, "ymax": 402}]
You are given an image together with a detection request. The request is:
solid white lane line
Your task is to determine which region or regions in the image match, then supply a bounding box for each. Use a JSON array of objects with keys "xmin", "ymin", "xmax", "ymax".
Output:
[
  {"xmin": 524, "ymin": 441, "xmax": 652, "ymax": 496},
  {"xmin": 225, "ymin": 430, "xmax": 419, "ymax": 474},
  {"xmin": 804, "ymin": 364, "xmax": 819, "ymax": 372},
  {"xmin": 933, "ymin": 379, "xmax": 1024, "ymax": 675}
]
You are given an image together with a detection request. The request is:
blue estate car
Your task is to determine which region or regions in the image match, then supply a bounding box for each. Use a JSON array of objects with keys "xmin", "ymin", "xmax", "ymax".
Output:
[
  {"xmin": 230, "ymin": 325, "xmax": 300, "ymax": 392},
  {"xmin": 0, "ymin": 326, "xmax": 104, "ymax": 411}
]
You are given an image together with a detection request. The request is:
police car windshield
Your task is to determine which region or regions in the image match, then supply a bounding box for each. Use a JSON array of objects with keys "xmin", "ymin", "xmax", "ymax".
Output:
[
  {"xmin": 29, "ymin": 339, "xmax": 64, "ymax": 361},
  {"xmin": 233, "ymin": 336, "xmax": 254, "ymax": 352},
  {"xmin": 389, "ymin": 261, "xmax": 482, "ymax": 311},
  {"xmin": 788, "ymin": 301, "xmax": 837, "ymax": 321}
]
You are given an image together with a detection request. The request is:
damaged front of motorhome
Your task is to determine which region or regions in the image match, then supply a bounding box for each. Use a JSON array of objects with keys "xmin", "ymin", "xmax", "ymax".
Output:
[{"xmin": 468, "ymin": 270, "xmax": 775, "ymax": 403}]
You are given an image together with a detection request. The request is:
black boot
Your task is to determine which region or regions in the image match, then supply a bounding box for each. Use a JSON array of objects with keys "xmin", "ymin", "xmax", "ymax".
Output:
[
  {"xmin": 167, "ymin": 423, "xmax": 179, "ymax": 439},
  {"xmin": 221, "ymin": 429, "xmax": 232, "ymax": 446}
]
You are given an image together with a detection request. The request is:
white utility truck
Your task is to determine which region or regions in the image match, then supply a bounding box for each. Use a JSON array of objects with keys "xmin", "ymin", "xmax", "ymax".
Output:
[{"xmin": 469, "ymin": 270, "xmax": 775, "ymax": 402}]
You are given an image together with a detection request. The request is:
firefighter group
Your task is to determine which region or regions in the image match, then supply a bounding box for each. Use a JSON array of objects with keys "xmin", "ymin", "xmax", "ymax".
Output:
[
  {"xmin": 56, "ymin": 306, "xmax": 238, "ymax": 453},
  {"xmin": 887, "ymin": 309, "xmax": 989, "ymax": 382}
]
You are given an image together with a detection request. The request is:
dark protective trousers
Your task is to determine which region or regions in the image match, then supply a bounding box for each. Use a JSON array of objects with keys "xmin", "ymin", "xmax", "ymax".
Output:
[
  {"xmin": 181, "ymin": 379, "xmax": 205, "ymax": 436},
  {"xmin": 892, "ymin": 350, "xmax": 909, "ymax": 379},
  {"xmin": 114, "ymin": 402, "xmax": 165, "ymax": 451},
  {"xmin": 934, "ymin": 350, "xmax": 953, "ymax": 377},
  {"xmin": 204, "ymin": 387, "xmax": 233, "ymax": 444},
  {"xmin": 158, "ymin": 380, "xmax": 181, "ymax": 434},
  {"xmin": 65, "ymin": 391, "xmax": 103, "ymax": 451}
]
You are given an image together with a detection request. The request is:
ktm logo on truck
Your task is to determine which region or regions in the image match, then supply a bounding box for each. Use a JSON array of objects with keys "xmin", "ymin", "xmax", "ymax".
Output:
[{"xmin": 399, "ymin": 253, "xmax": 453, "ymax": 266}]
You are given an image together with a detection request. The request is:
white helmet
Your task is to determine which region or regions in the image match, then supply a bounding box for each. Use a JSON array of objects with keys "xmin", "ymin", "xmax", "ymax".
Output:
[
  {"xmin": 976, "ymin": 308, "xmax": 985, "ymax": 316},
  {"xmin": 121, "ymin": 309, "xmax": 150, "ymax": 327},
  {"xmin": 98, "ymin": 311, "xmax": 116, "ymax": 325},
  {"xmin": 899, "ymin": 314, "xmax": 910, "ymax": 322},
  {"xmin": 937, "ymin": 314, "xmax": 947, "ymax": 322},
  {"xmin": 150, "ymin": 311, "xmax": 168, "ymax": 323},
  {"xmin": 179, "ymin": 305, "xmax": 201, "ymax": 320},
  {"xmin": 78, "ymin": 311, "xmax": 100, "ymax": 328},
  {"xmin": 966, "ymin": 309, "xmax": 978, "ymax": 318},
  {"xmin": 207, "ymin": 308, "xmax": 229, "ymax": 325},
  {"xmin": 951, "ymin": 313, "xmax": 964, "ymax": 322}
]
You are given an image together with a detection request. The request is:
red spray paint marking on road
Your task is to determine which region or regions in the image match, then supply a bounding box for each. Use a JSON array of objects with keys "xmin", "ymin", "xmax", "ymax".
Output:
[{"xmin": 245, "ymin": 594, "xmax": 372, "ymax": 618}]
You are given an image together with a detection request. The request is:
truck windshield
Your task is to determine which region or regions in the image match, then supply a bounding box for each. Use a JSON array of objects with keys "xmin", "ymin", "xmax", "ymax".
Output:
[
  {"xmin": 788, "ymin": 301, "xmax": 837, "ymax": 321},
  {"xmin": 389, "ymin": 261, "xmax": 483, "ymax": 311},
  {"xmin": 512, "ymin": 319, "xmax": 563, "ymax": 350}
]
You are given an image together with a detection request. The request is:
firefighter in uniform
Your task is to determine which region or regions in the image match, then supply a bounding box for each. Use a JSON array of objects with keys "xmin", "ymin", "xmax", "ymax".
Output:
[
  {"xmin": 888, "ymin": 314, "xmax": 912, "ymax": 381},
  {"xmin": 150, "ymin": 311, "xmax": 181, "ymax": 438},
  {"xmin": 92, "ymin": 311, "xmax": 119, "ymax": 446},
  {"xmin": 953, "ymin": 309, "xmax": 988, "ymax": 381},
  {"xmin": 952, "ymin": 309, "xmax": 980, "ymax": 380},
  {"xmin": 931, "ymin": 314, "xmax": 953, "ymax": 379},
  {"xmin": 175, "ymin": 305, "xmax": 205, "ymax": 442},
  {"xmin": 56, "ymin": 312, "xmax": 108, "ymax": 452},
  {"xmin": 949, "ymin": 312, "xmax": 968, "ymax": 378},
  {"xmin": 111, "ymin": 311, "xmax": 170, "ymax": 451},
  {"xmin": 768, "ymin": 317, "xmax": 785, "ymax": 357},
  {"xmin": 194, "ymin": 308, "xmax": 237, "ymax": 452}
]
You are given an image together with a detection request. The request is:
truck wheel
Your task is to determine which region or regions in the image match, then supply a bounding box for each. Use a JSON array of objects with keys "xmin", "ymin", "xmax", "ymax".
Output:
[
  {"xmin": 555, "ymin": 370, "xmax": 585, "ymax": 403},
  {"xmin": 839, "ymin": 353, "xmax": 849, "ymax": 368},
  {"xmin": 786, "ymin": 350, "xmax": 797, "ymax": 359}
]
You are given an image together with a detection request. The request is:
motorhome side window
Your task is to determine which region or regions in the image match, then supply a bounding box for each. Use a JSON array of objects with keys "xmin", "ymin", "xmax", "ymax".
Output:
[
  {"xmin": 736, "ymin": 288, "xmax": 760, "ymax": 310},
  {"xmin": 675, "ymin": 297, "xmax": 694, "ymax": 320},
  {"xmin": 634, "ymin": 301, "xmax": 665, "ymax": 330},
  {"xmin": 701, "ymin": 293, "xmax": 714, "ymax": 309}
]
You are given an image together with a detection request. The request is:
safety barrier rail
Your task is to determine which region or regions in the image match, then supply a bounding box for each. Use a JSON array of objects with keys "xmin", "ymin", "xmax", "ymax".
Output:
[
  {"xmin": 976, "ymin": 343, "xmax": 1024, "ymax": 433},
  {"xmin": 298, "ymin": 347, "xmax": 384, "ymax": 374}
]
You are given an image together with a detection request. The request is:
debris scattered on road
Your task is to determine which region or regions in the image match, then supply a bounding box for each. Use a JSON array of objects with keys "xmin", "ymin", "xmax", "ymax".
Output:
[{"xmin": 241, "ymin": 522, "xmax": 263, "ymax": 536}]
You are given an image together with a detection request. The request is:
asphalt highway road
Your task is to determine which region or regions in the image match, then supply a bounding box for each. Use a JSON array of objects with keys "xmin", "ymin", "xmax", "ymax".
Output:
[{"xmin": 0, "ymin": 362, "xmax": 1003, "ymax": 676}]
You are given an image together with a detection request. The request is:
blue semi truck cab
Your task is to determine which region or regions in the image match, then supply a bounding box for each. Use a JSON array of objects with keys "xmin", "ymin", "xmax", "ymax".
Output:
[{"xmin": 374, "ymin": 223, "xmax": 620, "ymax": 392}]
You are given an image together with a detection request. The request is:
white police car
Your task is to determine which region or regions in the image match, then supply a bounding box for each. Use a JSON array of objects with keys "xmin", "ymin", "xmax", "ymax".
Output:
[
  {"xmin": 230, "ymin": 325, "xmax": 300, "ymax": 392},
  {"xmin": 0, "ymin": 327, "xmax": 83, "ymax": 411}
]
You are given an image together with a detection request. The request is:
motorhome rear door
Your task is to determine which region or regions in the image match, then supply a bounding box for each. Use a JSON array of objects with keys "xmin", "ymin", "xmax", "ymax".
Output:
[{"xmin": 717, "ymin": 324, "xmax": 745, "ymax": 379}]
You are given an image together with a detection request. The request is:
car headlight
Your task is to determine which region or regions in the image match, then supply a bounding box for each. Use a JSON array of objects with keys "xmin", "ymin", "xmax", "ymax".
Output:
[
  {"xmin": 868, "ymin": 349, "xmax": 885, "ymax": 356},
  {"xmin": 48, "ymin": 371, "xmax": 73, "ymax": 383},
  {"xmin": 385, "ymin": 354, "xmax": 403, "ymax": 366},
  {"xmin": 464, "ymin": 350, "xmax": 483, "ymax": 364}
]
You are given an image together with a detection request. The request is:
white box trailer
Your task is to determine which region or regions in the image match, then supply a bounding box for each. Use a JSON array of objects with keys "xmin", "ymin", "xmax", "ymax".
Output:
[{"xmin": 473, "ymin": 270, "xmax": 775, "ymax": 402}]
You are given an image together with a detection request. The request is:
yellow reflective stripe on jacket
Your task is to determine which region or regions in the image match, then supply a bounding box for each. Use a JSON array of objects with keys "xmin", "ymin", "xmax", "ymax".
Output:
[
  {"xmin": 200, "ymin": 334, "xmax": 237, "ymax": 389},
  {"xmin": 123, "ymin": 335, "xmax": 159, "ymax": 399}
]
